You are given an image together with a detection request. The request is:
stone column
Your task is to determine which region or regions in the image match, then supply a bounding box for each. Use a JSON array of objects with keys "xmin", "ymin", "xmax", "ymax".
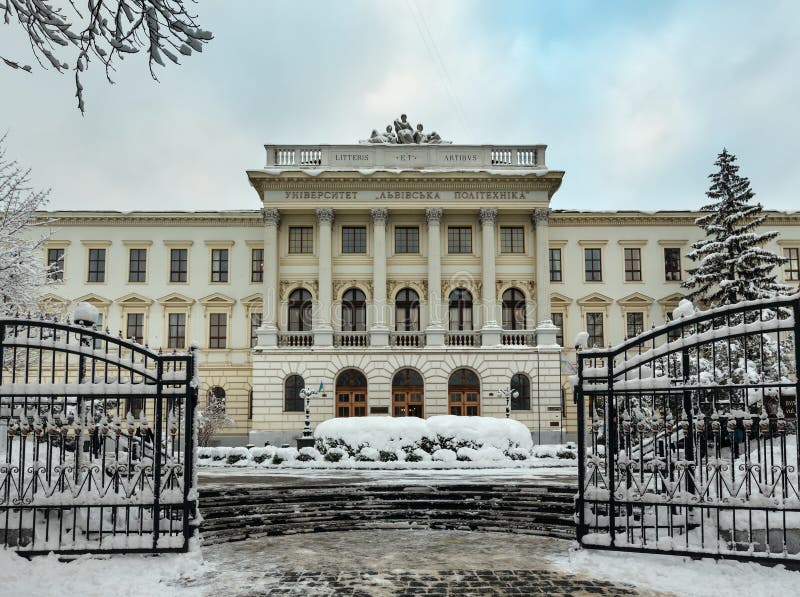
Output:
[
  {"xmin": 533, "ymin": 208, "xmax": 557, "ymax": 345},
  {"xmin": 479, "ymin": 207, "xmax": 501, "ymax": 346},
  {"xmin": 257, "ymin": 208, "xmax": 280, "ymax": 347},
  {"xmin": 425, "ymin": 207, "xmax": 444, "ymax": 346},
  {"xmin": 370, "ymin": 208, "xmax": 389, "ymax": 346},
  {"xmin": 315, "ymin": 207, "xmax": 334, "ymax": 346}
]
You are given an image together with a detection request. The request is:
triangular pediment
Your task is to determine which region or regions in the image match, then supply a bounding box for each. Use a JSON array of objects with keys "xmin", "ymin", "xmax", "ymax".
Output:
[
  {"xmin": 550, "ymin": 291, "xmax": 573, "ymax": 306},
  {"xmin": 618, "ymin": 292, "xmax": 655, "ymax": 307},
  {"xmin": 241, "ymin": 293, "xmax": 263, "ymax": 306},
  {"xmin": 199, "ymin": 292, "xmax": 236, "ymax": 307},
  {"xmin": 577, "ymin": 292, "xmax": 613, "ymax": 307},
  {"xmin": 658, "ymin": 292, "xmax": 686, "ymax": 306},
  {"xmin": 74, "ymin": 293, "xmax": 112, "ymax": 307},
  {"xmin": 158, "ymin": 292, "xmax": 195, "ymax": 307},
  {"xmin": 40, "ymin": 293, "xmax": 69, "ymax": 306},
  {"xmin": 116, "ymin": 292, "xmax": 154, "ymax": 306}
]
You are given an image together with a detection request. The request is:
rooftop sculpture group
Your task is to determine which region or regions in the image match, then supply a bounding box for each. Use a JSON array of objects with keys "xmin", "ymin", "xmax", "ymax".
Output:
[{"xmin": 365, "ymin": 114, "xmax": 449, "ymax": 144}]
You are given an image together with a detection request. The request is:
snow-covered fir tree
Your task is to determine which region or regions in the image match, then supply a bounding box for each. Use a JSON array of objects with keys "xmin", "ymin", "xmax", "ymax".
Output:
[
  {"xmin": 682, "ymin": 148, "xmax": 790, "ymax": 307},
  {"xmin": 0, "ymin": 136, "xmax": 56, "ymax": 317}
]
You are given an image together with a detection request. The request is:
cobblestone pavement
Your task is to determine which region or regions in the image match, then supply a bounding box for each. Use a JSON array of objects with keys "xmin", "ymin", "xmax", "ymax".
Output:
[{"xmin": 188, "ymin": 530, "xmax": 666, "ymax": 596}]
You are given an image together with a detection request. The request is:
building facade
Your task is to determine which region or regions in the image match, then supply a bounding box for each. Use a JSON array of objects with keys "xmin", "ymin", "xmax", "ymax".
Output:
[{"xmin": 37, "ymin": 142, "xmax": 800, "ymax": 445}]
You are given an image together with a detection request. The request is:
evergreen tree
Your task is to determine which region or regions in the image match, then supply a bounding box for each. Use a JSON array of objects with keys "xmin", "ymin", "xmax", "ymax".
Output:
[{"xmin": 682, "ymin": 148, "xmax": 790, "ymax": 307}]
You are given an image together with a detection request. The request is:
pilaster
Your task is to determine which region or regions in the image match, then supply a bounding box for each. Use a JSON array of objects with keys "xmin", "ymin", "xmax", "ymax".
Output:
[
  {"xmin": 533, "ymin": 207, "xmax": 551, "ymax": 324},
  {"xmin": 479, "ymin": 207, "xmax": 501, "ymax": 346},
  {"xmin": 425, "ymin": 207, "xmax": 444, "ymax": 346},
  {"xmin": 257, "ymin": 208, "xmax": 280, "ymax": 347},
  {"xmin": 370, "ymin": 208, "xmax": 389, "ymax": 346},
  {"xmin": 315, "ymin": 207, "xmax": 334, "ymax": 346}
]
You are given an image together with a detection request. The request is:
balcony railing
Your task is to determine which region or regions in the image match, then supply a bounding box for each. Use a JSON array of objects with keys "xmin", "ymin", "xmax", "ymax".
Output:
[
  {"xmin": 445, "ymin": 331, "xmax": 479, "ymax": 347},
  {"xmin": 501, "ymin": 331, "xmax": 536, "ymax": 346},
  {"xmin": 278, "ymin": 331, "xmax": 314, "ymax": 347},
  {"xmin": 390, "ymin": 331, "xmax": 425, "ymax": 348},
  {"xmin": 263, "ymin": 144, "xmax": 547, "ymax": 170},
  {"xmin": 334, "ymin": 332, "xmax": 370, "ymax": 347}
]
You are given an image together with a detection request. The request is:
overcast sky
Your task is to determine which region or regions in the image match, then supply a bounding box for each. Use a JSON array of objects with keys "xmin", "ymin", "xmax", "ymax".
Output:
[{"xmin": 1, "ymin": 0, "xmax": 798, "ymax": 213}]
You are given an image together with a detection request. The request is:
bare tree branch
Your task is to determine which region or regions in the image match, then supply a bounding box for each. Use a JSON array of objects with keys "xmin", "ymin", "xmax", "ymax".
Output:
[{"xmin": 1, "ymin": 1, "xmax": 212, "ymax": 113}]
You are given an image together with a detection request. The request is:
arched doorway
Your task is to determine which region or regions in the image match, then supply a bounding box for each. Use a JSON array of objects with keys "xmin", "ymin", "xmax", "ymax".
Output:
[
  {"xmin": 392, "ymin": 368, "xmax": 424, "ymax": 417},
  {"xmin": 448, "ymin": 369, "xmax": 480, "ymax": 416},
  {"xmin": 335, "ymin": 368, "xmax": 368, "ymax": 417}
]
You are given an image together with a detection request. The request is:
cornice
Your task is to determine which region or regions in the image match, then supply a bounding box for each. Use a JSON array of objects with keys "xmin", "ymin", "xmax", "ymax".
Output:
[
  {"xmin": 251, "ymin": 172, "xmax": 564, "ymax": 197},
  {"xmin": 35, "ymin": 211, "xmax": 263, "ymax": 227},
  {"xmin": 550, "ymin": 211, "xmax": 800, "ymax": 227}
]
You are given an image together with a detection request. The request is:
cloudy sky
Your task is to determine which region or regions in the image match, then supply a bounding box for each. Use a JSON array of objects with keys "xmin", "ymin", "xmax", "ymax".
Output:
[{"xmin": 1, "ymin": 0, "xmax": 798, "ymax": 212}]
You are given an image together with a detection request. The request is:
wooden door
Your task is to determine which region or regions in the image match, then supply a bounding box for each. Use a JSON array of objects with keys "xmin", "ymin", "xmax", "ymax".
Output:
[
  {"xmin": 448, "ymin": 389, "xmax": 480, "ymax": 416},
  {"xmin": 337, "ymin": 389, "xmax": 367, "ymax": 417},
  {"xmin": 393, "ymin": 389, "xmax": 424, "ymax": 417}
]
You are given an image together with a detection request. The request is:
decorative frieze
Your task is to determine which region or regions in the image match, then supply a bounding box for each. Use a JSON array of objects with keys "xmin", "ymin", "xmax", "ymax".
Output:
[
  {"xmin": 387, "ymin": 279, "xmax": 427, "ymax": 300},
  {"xmin": 333, "ymin": 280, "xmax": 374, "ymax": 300},
  {"xmin": 496, "ymin": 280, "xmax": 535, "ymax": 299},
  {"xmin": 280, "ymin": 280, "xmax": 318, "ymax": 301}
]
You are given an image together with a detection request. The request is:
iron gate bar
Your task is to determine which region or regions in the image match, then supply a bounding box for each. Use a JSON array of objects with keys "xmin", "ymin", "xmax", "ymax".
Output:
[
  {"xmin": 576, "ymin": 293, "xmax": 800, "ymax": 564},
  {"xmin": 0, "ymin": 316, "xmax": 199, "ymax": 555}
]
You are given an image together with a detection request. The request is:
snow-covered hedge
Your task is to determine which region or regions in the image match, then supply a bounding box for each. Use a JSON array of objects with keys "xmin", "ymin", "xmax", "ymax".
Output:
[{"xmin": 314, "ymin": 415, "xmax": 533, "ymax": 460}]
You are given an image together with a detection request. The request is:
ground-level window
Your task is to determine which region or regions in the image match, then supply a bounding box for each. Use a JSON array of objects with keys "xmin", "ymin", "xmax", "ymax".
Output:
[
  {"xmin": 126, "ymin": 312, "xmax": 144, "ymax": 343},
  {"xmin": 510, "ymin": 373, "xmax": 531, "ymax": 410},
  {"xmin": 626, "ymin": 312, "xmax": 644, "ymax": 339},
  {"xmin": 586, "ymin": 312, "xmax": 604, "ymax": 348},
  {"xmin": 168, "ymin": 312, "xmax": 186, "ymax": 349},
  {"xmin": 209, "ymin": 312, "xmax": 227, "ymax": 349},
  {"xmin": 284, "ymin": 375, "xmax": 305, "ymax": 412},
  {"xmin": 250, "ymin": 312, "xmax": 262, "ymax": 348},
  {"xmin": 551, "ymin": 312, "xmax": 564, "ymax": 346}
]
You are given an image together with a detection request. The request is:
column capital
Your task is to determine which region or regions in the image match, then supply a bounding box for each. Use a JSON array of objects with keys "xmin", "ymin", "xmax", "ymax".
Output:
[
  {"xmin": 479, "ymin": 207, "xmax": 498, "ymax": 225},
  {"xmin": 371, "ymin": 208, "xmax": 389, "ymax": 224},
  {"xmin": 262, "ymin": 208, "xmax": 280, "ymax": 226},
  {"xmin": 425, "ymin": 207, "xmax": 443, "ymax": 224},
  {"xmin": 316, "ymin": 207, "xmax": 335, "ymax": 224},
  {"xmin": 532, "ymin": 207, "xmax": 551, "ymax": 224}
]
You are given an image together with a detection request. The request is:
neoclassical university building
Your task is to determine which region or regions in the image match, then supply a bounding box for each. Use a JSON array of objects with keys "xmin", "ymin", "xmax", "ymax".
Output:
[{"xmin": 36, "ymin": 139, "xmax": 800, "ymax": 445}]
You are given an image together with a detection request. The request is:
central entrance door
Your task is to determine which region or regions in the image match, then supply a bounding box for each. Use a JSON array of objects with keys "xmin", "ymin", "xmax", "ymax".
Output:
[
  {"xmin": 336, "ymin": 368, "xmax": 368, "ymax": 417},
  {"xmin": 448, "ymin": 368, "xmax": 480, "ymax": 416},
  {"xmin": 392, "ymin": 368, "xmax": 424, "ymax": 417}
]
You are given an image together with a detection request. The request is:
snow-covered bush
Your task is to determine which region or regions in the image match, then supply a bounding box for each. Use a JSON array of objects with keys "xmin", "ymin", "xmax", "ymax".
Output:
[
  {"xmin": 432, "ymin": 448, "xmax": 457, "ymax": 462},
  {"xmin": 226, "ymin": 447, "xmax": 249, "ymax": 465},
  {"xmin": 250, "ymin": 446, "xmax": 276, "ymax": 464},
  {"xmin": 297, "ymin": 447, "xmax": 322, "ymax": 462},
  {"xmin": 323, "ymin": 447, "xmax": 347, "ymax": 463},
  {"xmin": 355, "ymin": 446, "xmax": 380, "ymax": 462}
]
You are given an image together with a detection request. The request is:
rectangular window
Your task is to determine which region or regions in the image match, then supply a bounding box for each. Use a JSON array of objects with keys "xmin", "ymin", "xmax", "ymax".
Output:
[
  {"xmin": 209, "ymin": 312, "xmax": 227, "ymax": 349},
  {"xmin": 170, "ymin": 248, "xmax": 188, "ymax": 283},
  {"xmin": 211, "ymin": 248, "xmax": 229, "ymax": 282},
  {"xmin": 549, "ymin": 248, "xmax": 562, "ymax": 282},
  {"xmin": 664, "ymin": 248, "xmax": 682, "ymax": 281},
  {"xmin": 87, "ymin": 248, "xmax": 106, "ymax": 283},
  {"xmin": 584, "ymin": 248, "xmax": 602, "ymax": 282},
  {"xmin": 551, "ymin": 312, "xmax": 564, "ymax": 346},
  {"xmin": 250, "ymin": 312, "xmax": 262, "ymax": 348},
  {"xmin": 586, "ymin": 312, "xmax": 604, "ymax": 348},
  {"xmin": 394, "ymin": 226, "xmax": 419, "ymax": 254},
  {"xmin": 47, "ymin": 248, "xmax": 65, "ymax": 282},
  {"xmin": 447, "ymin": 226, "xmax": 472, "ymax": 254},
  {"xmin": 128, "ymin": 248, "xmax": 147, "ymax": 283},
  {"xmin": 624, "ymin": 247, "xmax": 642, "ymax": 281},
  {"xmin": 251, "ymin": 248, "xmax": 264, "ymax": 283},
  {"xmin": 500, "ymin": 226, "xmax": 525, "ymax": 254},
  {"xmin": 168, "ymin": 313, "xmax": 186, "ymax": 349},
  {"xmin": 126, "ymin": 312, "xmax": 144, "ymax": 343},
  {"xmin": 289, "ymin": 226, "xmax": 313, "ymax": 254},
  {"xmin": 626, "ymin": 312, "xmax": 644, "ymax": 339},
  {"xmin": 785, "ymin": 248, "xmax": 800, "ymax": 281},
  {"xmin": 342, "ymin": 226, "xmax": 367, "ymax": 254}
]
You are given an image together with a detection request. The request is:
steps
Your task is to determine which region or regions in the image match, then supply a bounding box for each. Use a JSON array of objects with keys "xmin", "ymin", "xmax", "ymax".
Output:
[{"xmin": 199, "ymin": 482, "xmax": 577, "ymax": 545}]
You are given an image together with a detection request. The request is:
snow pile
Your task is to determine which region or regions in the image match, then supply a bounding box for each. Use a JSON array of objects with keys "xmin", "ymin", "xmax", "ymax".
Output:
[{"xmin": 672, "ymin": 298, "xmax": 695, "ymax": 320}]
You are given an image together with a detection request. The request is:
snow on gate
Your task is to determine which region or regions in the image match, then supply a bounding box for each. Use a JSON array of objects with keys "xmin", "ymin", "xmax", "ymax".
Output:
[
  {"xmin": 574, "ymin": 293, "xmax": 800, "ymax": 563},
  {"xmin": 0, "ymin": 316, "xmax": 200, "ymax": 555}
]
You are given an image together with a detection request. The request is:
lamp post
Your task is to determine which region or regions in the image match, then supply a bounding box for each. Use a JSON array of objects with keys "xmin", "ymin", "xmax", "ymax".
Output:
[
  {"xmin": 499, "ymin": 387, "xmax": 518, "ymax": 419},
  {"xmin": 296, "ymin": 387, "xmax": 318, "ymax": 449}
]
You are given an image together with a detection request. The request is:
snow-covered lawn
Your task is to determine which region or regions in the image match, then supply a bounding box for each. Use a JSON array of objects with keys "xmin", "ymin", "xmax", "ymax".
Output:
[{"xmin": 550, "ymin": 545, "xmax": 800, "ymax": 596}]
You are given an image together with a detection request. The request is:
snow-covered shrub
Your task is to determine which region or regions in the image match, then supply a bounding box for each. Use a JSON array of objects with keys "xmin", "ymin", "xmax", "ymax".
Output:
[
  {"xmin": 432, "ymin": 449, "xmax": 457, "ymax": 462},
  {"xmin": 323, "ymin": 447, "xmax": 347, "ymax": 462},
  {"xmin": 457, "ymin": 446, "xmax": 505, "ymax": 463},
  {"xmin": 315, "ymin": 417, "xmax": 432, "ymax": 456},
  {"xmin": 226, "ymin": 447, "xmax": 249, "ymax": 465},
  {"xmin": 356, "ymin": 446, "xmax": 380, "ymax": 462},
  {"xmin": 379, "ymin": 450, "xmax": 398, "ymax": 462},
  {"xmin": 557, "ymin": 449, "xmax": 577, "ymax": 460},
  {"xmin": 508, "ymin": 447, "xmax": 531, "ymax": 461},
  {"xmin": 297, "ymin": 447, "xmax": 322, "ymax": 462},
  {"xmin": 250, "ymin": 446, "xmax": 276, "ymax": 464}
]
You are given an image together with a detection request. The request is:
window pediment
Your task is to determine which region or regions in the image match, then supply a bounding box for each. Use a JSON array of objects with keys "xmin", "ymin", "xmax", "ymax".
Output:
[{"xmin": 577, "ymin": 292, "xmax": 613, "ymax": 307}]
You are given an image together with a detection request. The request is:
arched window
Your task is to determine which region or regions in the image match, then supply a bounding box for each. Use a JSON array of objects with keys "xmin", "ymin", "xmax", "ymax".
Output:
[
  {"xmin": 395, "ymin": 288, "xmax": 420, "ymax": 331},
  {"xmin": 448, "ymin": 288, "xmax": 473, "ymax": 331},
  {"xmin": 342, "ymin": 288, "xmax": 366, "ymax": 332},
  {"xmin": 448, "ymin": 368, "xmax": 480, "ymax": 416},
  {"xmin": 284, "ymin": 375, "xmax": 305, "ymax": 412},
  {"xmin": 207, "ymin": 386, "xmax": 226, "ymax": 408},
  {"xmin": 502, "ymin": 288, "xmax": 526, "ymax": 330},
  {"xmin": 510, "ymin": 373, "xmax": 531, "ymax": 410},
  {"xmin": 288, "ymin": 288, "xmax": 313, "ymax": 331}
]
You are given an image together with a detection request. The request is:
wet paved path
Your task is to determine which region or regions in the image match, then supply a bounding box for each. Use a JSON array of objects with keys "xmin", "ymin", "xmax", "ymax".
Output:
[{"xmin": 189, "ymin": 530, "xmax": 666, "ymax": 596}]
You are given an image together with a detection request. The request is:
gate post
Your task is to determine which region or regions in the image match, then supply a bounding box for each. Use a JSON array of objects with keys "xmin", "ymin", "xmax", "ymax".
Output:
[
  {"xmin": 576, "ymin": 352, "xmax": 586, "ymax": 542},
  {"xmin": 182, "ymin": 345, "xmax": 199, "ymax": 548},
  {"xmin": 606, "ymin": 355, "xmax": 616, "ymax": 547},
  {"xmin": 152, "ymin": 357, "xmax": 164, "ymax": 550}
]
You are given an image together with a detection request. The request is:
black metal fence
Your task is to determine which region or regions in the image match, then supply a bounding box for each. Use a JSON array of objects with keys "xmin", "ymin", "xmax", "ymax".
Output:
[
  {"xmin": 0, "ymin": 316, "xmax": 199, "ymax": 555},
  {"xmin": 575, "ymin": 293, "xmax": 800, "ymax": 563}
]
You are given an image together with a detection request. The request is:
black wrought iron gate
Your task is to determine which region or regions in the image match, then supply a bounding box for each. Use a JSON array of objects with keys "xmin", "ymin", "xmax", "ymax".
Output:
[
  {"xmin": 575, "ymin": 293, "xmax": 800, "ymax": 563},
  {"xmin": 0, "ymin": 316, "xmax": 199, "ymax": 555}
]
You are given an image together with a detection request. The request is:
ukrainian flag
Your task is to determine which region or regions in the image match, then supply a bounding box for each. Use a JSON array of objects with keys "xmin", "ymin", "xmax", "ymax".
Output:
[{"xmin": 317, "ymin": 380, "xmax": 324, "ymax": 393}]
